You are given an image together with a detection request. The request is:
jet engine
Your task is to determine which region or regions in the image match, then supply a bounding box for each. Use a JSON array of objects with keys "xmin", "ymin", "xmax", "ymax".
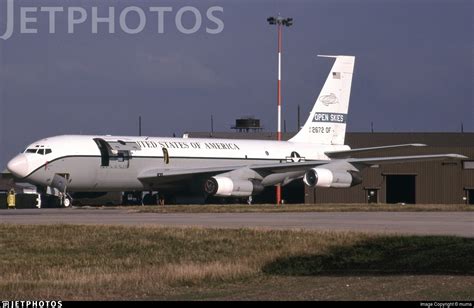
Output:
[
  {"xmin": 204, "ymin": 176, "xmax": 264, "ymax": 197},
  {"xmin": 303, "ymin": 168, "xmax": 362, "ymax": 188}
]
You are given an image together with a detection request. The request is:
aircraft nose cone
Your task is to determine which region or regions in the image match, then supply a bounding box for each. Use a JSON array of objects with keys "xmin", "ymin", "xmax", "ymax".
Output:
[{"xmin": 7, "ymin": 154, "xmax": 29, "ymax": 178}]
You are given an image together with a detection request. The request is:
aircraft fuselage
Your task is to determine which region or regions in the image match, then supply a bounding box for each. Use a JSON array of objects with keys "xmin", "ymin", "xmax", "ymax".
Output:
[{"xmin": 7, "ymin": 135, "xmax": 348, "ymax": 192}]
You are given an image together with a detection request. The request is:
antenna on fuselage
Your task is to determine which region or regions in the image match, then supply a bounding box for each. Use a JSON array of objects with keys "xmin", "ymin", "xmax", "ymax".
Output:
[{"xmin": 138, "ymin": 115, "xmax": 142, "ymax": 137}]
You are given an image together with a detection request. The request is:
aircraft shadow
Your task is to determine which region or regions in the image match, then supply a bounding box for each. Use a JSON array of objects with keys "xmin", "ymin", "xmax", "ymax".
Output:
[{"xmin": 262, "ymin": 236, "xmax": 474, "ymax": 276}]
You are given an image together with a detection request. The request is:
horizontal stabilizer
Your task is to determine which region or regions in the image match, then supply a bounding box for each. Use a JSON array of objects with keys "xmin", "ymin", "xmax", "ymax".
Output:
[
  {"xmin": 318, "ymin": 54, "xmax": 345, "ymax": 58},
  {"xmin": 325, "ymin": 144, "xmax": 427, "ymax": 159}
]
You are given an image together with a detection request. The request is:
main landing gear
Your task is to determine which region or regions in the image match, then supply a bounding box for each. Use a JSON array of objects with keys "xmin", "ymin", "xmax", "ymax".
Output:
[{"xmin": 142, "ymin": 192, "xmax": 158, "ymax": 205}]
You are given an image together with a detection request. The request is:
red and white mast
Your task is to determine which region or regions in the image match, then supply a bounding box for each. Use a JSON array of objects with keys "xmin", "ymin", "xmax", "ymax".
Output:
[{"xmin": 267, "ymin": 15, "xmax": 293, "ymax": 205}]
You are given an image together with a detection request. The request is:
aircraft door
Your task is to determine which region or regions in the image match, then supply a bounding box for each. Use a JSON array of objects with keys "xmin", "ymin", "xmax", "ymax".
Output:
[
  {"xmin": 94, "ymin": 138, "xmax": 111, "ymax": 167},
  {"xmin": 94, "ymin": 138, "xmax": 137, "ymax": 169},
  {"xmin": 111, "ymin": 150, "xmax": 131, "ymax": 169}
]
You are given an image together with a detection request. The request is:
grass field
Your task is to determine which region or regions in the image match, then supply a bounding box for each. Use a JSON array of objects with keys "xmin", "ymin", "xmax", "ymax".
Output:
[
  {"xmin": 134, "ymin": 203, "xmax": 474, "ymax": 214},
  {"xmin": 0, "ymin": 224, "xmax": 472, "ymax": 300}
]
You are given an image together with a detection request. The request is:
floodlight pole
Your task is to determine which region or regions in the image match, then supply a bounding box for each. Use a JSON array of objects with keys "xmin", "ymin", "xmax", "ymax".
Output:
[
  {"xmin": 277, "ymin": 22, "xmax": 282, "ymax": 142},
  {"xmin": 268, "ymin": 15, "xmax": 292, "ymax": 205}
]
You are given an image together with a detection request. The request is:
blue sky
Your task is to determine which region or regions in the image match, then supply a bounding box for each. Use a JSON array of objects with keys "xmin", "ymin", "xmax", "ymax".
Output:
[{"xmin": 0, "ymin": 0, "xmax": 472, "ymax": 168}]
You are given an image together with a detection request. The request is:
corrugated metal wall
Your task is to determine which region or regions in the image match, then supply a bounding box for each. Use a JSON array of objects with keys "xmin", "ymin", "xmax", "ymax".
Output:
[{"xmin": 307, "ymin": 144, "xmax": 474, "ymax": 205}]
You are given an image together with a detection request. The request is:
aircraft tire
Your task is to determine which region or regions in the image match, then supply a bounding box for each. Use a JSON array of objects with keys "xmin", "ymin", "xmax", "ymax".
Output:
[{"xmin": 63, "ymin": 196, "xmax": 72, "ymax": 208}]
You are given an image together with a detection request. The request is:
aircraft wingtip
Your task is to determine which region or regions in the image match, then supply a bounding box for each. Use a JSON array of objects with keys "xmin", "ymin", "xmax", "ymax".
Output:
[{"xmin": 449, "ymin": 154, "xmax": 468, "ymax": 159}]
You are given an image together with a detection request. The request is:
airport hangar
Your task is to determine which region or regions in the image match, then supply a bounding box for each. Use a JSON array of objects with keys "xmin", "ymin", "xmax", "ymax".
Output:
[{"xmin": 189, "ymin": 131, "xmax": 474, "ymax": 205}]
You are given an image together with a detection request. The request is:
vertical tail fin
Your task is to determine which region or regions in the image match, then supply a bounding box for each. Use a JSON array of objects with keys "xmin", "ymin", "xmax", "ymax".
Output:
[{"xmin": 289, "ymin": 55, "xmax": 355, "ymax": 145}]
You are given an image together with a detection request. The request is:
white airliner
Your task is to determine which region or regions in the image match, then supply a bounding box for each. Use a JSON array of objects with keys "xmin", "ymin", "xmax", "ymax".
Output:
[{"xmin": 6, "ymin": 55, "xmax": 466, "ymax": 206}]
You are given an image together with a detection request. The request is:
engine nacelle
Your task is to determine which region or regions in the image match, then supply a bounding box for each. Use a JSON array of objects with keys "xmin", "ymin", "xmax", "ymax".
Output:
[
  {"xmin": 303, "ymin": 168, "xmax": 362, "ymax": 188},
  {"xmin": 204, "ymin": 176, "xmax": 264, "ymax": 197}
]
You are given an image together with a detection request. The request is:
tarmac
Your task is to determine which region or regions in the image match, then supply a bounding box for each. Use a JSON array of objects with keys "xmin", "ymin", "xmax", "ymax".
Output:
[{"xmin": 1, "ymin": 208, "xmax": 473, "ymax": 237}]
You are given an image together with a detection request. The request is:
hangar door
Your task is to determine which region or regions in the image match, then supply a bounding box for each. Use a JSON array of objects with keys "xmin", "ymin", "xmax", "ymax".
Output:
[
  {"xmin": 467, "ymin": 189, "xmax": 474, "ymax": 205},
  {"xmin": 386, "ymin": 175, "xmax": 416, "ymax": 204}
]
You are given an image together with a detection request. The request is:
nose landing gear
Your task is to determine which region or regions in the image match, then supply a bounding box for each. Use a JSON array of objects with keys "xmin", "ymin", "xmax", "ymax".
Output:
[
  {"xmin": 59, "ymin": 192, "xmax": 73, "ymax": 208},
  {"xmin": 52, "ymin": 174, "xmax": 73, "ymax": 208}
]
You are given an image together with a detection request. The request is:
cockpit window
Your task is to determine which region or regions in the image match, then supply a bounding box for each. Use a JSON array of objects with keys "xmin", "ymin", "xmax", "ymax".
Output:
[{"xmin": 24, "ymin": 146, "xmax": 52, "ymax": 155}]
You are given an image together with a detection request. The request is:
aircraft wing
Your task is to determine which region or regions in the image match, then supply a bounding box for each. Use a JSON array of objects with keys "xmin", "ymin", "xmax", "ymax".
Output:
[
  {"xmin": 137, "ymin": 162, "xmax": 329, "ymax": 186},
  {"xmin": 346, "ymin": 154, "xmax": 467, "ymax": 166},
  {"xmin": 249, "ymin": 153, "xmax": 467, "ymax": 171},
  {"xmin": 137, "ymin": 154, "xmax": 466, "ymax": 184},
  {"xmin": 249, "ymin": 153, "xmax": 466, "ymax": 172},
  {"xmin": 138, "ymin": 165, "xmax": 244, "ymax": 181}
]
